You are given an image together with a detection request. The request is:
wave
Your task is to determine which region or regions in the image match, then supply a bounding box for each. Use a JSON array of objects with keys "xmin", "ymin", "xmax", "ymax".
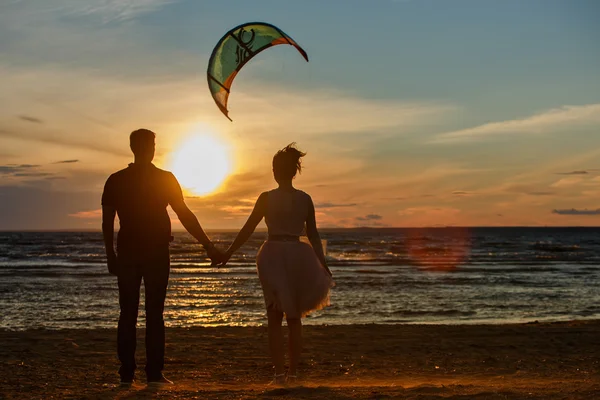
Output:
[
  {"xmin": 354, "ymin": 269, "xmax": 396, "ymax": 274},
  {"xmin": 393, "ymin": 310, "xmax": 477, "ymax": 317},
  {"xmin": 529, "ymin": 243, "xmax": 583, "ymax": 252}
]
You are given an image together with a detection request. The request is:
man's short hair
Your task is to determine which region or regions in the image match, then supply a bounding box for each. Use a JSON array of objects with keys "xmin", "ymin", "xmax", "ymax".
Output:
[{"xmin": 130, "ymin": 129, "xmax": 156, "ymax": 154}]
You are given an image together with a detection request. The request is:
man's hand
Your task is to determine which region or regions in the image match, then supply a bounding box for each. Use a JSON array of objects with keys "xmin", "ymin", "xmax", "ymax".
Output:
[
  {"xmin": 107, "ymin": 251, "xmax": 119, "ymax": 276},
  {"xmin": 218, "ymin": 249, "xmax": 234, "ymax": 268},
  {"xmin": 204, "ymin": 244, "xmax": 224, "ymax": 266}
]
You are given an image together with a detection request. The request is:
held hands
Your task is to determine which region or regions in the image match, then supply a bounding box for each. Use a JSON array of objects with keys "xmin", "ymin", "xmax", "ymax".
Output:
[
  {"xmin": 204, "ymin": 244, "xmax": 224, "ymax": 266},
  {"xmin": 203, "ymin": 242, "xmax": 233, "ymax": 267},
  {"xmin": 203, "ymin": 243, "xmax": 234, "ymax": 267},
  {"xmin": 218, "ymin": 248, "xmax": 234, "ymax": 268}
]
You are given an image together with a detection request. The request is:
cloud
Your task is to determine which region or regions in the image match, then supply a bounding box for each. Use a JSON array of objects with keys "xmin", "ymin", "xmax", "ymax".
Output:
[
  {"xmin": 315, "ymin": 202, "xmax": 358, "ymax": 209},
  {"xmin": 5, "ymin": 0, "xmax": 176, "ymax": 25},
  {"xmin": 355, "ymin": 214, "xmax": 383, "ymax": 221},
  {"xmin": 399, "ymin": 207, "xmax": 457, "ymax": 216},
  {"xmin": 0, "ymin": 164, "xmax": 40, "ymax": 174},
  {"xmin": 68, "ymin": 0, "xmax": 176, "ymax": 22},
  {"xmin": 550, "ymin": 176, "xmax": 585, "ymax": 188},
  {"xmin": 225, "ymin": 86, "xmax": 455, "ymax": 140},
  {"xmin": 397, "ymin": 207, "xmax": 462, "ymax": 226},
  {"xmin": 452, "ymin": 191, "xmax": 473, "ymax": 196},
  {"xmin": 431, "ymin": 104, "xmax": 600, "ymax": 143},
  {"xmin": 69, "ymin": 209, "xmax": 102, "ymax": 219},
  {"xmin": 502, "ymin": 184, "xmax": 556, "ymax": 197},
  {"xmin": 53, "ymin": 159, "xmax": 79, "ymax": 164},
  {"xmin": 0, "ymin": 129, "xmax": 127, "ymax": 158},
  {"xmin": 13, "ymin": 172, "xmax": 54, "ymax": 177},
  {"xmin": 0, "ymin": 185, "xmax": 99, "ymax": 230},
  {"xmin": 0, "ymin": 62, "xmax": 453, "ymax": 162},
  {"xmin": 353, "ymin": 214, "xmax": 386, "ymax": 228},
  {"xmin": 527, "ymin": 191, "xmax": 555, "ymax": 196},
  {"xmin": 219, "ymin": 204, "xmax": 254, "ymax": 216},
  {"xmin": 556, "ymin": 170, "xmax": 588, "ymax": 175},
  {"xmin": 552, "ymin": 208, "xmax": 600, "ymax": 216},
  {"xmin": 19, "ymin": 115, "xmax": 43, "ymax": 124},
  {"xmin": 0, "ymin": 161, "xmax": 78, "ymax": 182}
]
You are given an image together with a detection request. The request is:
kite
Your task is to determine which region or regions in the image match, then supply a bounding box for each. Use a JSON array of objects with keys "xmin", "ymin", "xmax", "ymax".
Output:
[{"xmin": 207, "ymin": 22, "xmax": 309, "ymax": 121}]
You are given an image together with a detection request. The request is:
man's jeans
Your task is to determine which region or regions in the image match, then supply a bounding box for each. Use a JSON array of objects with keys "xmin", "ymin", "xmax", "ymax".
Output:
[{"xmin": 117, "ymin": 248, "xmax": 170, "ymax": 381}]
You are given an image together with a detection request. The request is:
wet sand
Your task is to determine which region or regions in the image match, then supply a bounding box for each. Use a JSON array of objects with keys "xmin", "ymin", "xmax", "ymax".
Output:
[{"xmin": 1, "ymin": 320, "xmax": 599, "ymax": 399}]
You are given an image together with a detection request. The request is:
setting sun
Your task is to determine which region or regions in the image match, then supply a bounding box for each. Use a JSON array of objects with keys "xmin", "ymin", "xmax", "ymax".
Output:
[{"xmin": 168, "ymin": 132, "xmax": 232, "ymax": 196}]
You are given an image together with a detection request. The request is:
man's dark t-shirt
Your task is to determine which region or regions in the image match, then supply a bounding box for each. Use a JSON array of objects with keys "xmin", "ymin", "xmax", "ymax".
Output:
[{"xmin": 102, "ymin": 163, "xmax": 183, "ymax": 253}]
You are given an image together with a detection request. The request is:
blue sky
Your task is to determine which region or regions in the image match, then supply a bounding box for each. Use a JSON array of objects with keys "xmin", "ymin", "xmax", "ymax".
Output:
[{"xmin": 0, "ymin": 0, "xmax": 599, "ymax": 229}]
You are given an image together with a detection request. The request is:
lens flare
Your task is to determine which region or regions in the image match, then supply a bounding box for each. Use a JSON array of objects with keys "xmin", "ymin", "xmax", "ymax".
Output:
[{"xmin": 405, "ymin": 228, "xmax": 471, "ymax": 271}]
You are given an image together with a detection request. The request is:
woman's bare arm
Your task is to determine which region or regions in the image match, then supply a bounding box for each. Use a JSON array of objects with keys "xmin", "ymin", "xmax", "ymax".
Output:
[
  {"xmin": 306, "ymin": 196, "xmax": 332, "ymax": 277},
  {"xmin": 223, "ymin": 192, "xmax": 268, "ymax": 263}
]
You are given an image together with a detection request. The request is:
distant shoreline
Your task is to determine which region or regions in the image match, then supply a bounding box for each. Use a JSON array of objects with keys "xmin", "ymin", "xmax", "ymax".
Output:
[{"xmin": 2, "ymin": 226, "xmax": 600, "ymax": 233}]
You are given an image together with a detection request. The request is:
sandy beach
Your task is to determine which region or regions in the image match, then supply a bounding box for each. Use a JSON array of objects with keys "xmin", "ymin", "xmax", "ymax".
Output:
[{"xmin": 1, "ymin": 320, "xmax": 599, "ymax": 399}]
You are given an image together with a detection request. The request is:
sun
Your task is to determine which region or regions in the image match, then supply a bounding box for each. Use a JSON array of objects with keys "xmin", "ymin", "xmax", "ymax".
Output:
[{"xmin": 168, "ymin": 132, "xmax": 232, "ymax": 196}]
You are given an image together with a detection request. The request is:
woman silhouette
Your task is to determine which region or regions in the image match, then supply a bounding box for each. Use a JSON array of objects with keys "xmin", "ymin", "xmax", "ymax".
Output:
[{"xmin": 220, "ymin": 143, "xmax": 334, "ymax": 384}]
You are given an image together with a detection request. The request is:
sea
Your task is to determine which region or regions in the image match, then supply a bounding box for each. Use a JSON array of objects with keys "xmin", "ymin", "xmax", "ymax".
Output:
[{"xmin": 1, "ymin": 228, "xmax": 599, "ymax": 330}]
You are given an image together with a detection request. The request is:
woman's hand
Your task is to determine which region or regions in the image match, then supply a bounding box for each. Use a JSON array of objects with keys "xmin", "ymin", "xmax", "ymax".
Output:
[
  {"xmin": 204, "ymin": 243, "xmax": 224, "ymax": 266},
  {"xmin": 217, "ymin": 248, "xmax": 234, "ymax": 268}
]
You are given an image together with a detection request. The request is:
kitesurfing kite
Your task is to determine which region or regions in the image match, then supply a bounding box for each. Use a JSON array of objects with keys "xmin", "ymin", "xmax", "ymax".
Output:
[{"xmin": 207, "ymin": 22, "xmax": 309, "ymax": 121}]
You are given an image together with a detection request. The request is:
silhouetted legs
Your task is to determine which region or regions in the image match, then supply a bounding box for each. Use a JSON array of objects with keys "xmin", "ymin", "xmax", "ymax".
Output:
[
  {"xmin": 143, "ymin": 265, "xmax": 169, "ymax": 381},
  {"xmin": 286, "ymin": 317, "xmax": 302, "ymax": 376},
  {"xmin": 116, "ymin": 249, "xmax": 169, "ymax": 381},
  {"xmin": 266, "ymin": 307, "xmax": 303, "ymax": 378},
  {"xmin": 267, "ymin": 308, "xmax": 285, "ymax": 375},
  {"xmin": 117, "ymin": 268, "xmax": 142, "ymax": 380}
]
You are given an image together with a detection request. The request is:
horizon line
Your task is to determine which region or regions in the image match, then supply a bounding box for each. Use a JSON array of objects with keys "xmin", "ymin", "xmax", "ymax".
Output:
[{"xmin": 2, "ymin": 225, "xmax": 600, "ymax": 233}]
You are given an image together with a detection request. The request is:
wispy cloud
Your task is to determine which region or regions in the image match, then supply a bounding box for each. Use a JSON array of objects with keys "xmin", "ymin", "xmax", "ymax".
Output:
[
  {"xmin": 219, "ymin": 204, "xmax": 254, "ymax": 216},
  {"xmin": 452, "ymin": 191, "xmax": 473, "ymax": 196},
  {"xmin": 5, "ymin": 0, "xmax": 176, "ymax": 24},
  {"xmin": 552, "ymin": 208, "xmax": 600, "ymax": 216},
  {"xmin": 67, "ymin": 0, "xmax": 176, "ymax": 23},
  {"xmin": 68, "ymin": 209, "xmax": 102, "ymax": 219},
  {"xmin": 19, "ymin": 115, "xmax": 43, "ymax": 124},
  {"xmin": 430, "ymin": 104, "xmax": 600, "ymax": 143},
  {"xmin": 550, "ymin": 176, "xmax": 585, "ymax": 188},
  {"xmin": 228, "ymin": 87, "xmax": 455, "ymax": 139},
  {"xmin": 315, "ymin": 202, "xmax": 358, "ymax": 209},
  {"xmin": 556, "ymin": 170, "xmax": 589, "ymax": 175},
  {"xmin": 397, "ymin": 206, "xmax": 463, "ymax": 226},
  {"xmin": 527, "ymin": 191, "xmax": 555, "ymax": 196},
  {"xmin": 0, "ymin": 164, "xmax": 40, "ymax": 175},
  {"xmin": 53, "ymin": 159, "xmax": 79, "ymax": 164},
  {"xmin": 356, "ymin": 214, "xmax": 383, "ymax": 221}
]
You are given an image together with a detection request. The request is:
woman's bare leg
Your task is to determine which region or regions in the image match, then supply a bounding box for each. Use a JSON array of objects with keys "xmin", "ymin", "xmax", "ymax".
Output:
[
  {"xmin": 267, "ymin": 308, "xmax": 285, "ymax": 375},
  {"xmin": 286, "ymin": 317, "xmax": 302, "ymax": 376}
]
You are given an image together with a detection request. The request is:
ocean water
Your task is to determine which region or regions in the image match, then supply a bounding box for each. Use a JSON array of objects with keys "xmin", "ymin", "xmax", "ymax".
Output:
[{"xmin": 1, "ymin": 228, "xmax": 599, "ymax": 330}]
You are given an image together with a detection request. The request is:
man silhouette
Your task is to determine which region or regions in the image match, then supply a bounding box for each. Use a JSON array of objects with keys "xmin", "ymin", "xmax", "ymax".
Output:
[{"xmin": 102, "ymin": 128, "xmax": 221, "ymax": 386}]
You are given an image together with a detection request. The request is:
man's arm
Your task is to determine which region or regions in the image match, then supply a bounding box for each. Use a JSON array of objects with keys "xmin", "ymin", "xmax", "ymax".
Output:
[
  {"xmin": 170, "ymin": 199, "xmax": 212, "ymax": 247},
  {"xmin": 101, "ymin": 176, "xmax": 119, "ymax": 276},
  {"xmin": 167, "ymin": 174, "xmax": 220, "ymax": 260},
  {"xmin": 102, "ymin": 205, "xmax": 118, "ymax": 275}
]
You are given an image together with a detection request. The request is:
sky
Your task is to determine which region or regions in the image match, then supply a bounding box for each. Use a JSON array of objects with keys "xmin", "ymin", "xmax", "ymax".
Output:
[{"xmin": 1, "ymin": 0, "xmax": 599, "ymax": 230}]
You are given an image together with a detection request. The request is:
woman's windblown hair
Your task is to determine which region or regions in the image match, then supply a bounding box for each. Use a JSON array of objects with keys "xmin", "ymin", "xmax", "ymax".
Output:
[{"xmin": 272, "ymin": 143, "xmax": 306, "ymax": 181}]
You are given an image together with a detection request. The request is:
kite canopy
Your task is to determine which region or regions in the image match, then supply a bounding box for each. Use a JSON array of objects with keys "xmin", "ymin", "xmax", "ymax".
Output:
[{"xmin": 207, "ymin": 22, "xmax": 309, "ymax": 121}]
